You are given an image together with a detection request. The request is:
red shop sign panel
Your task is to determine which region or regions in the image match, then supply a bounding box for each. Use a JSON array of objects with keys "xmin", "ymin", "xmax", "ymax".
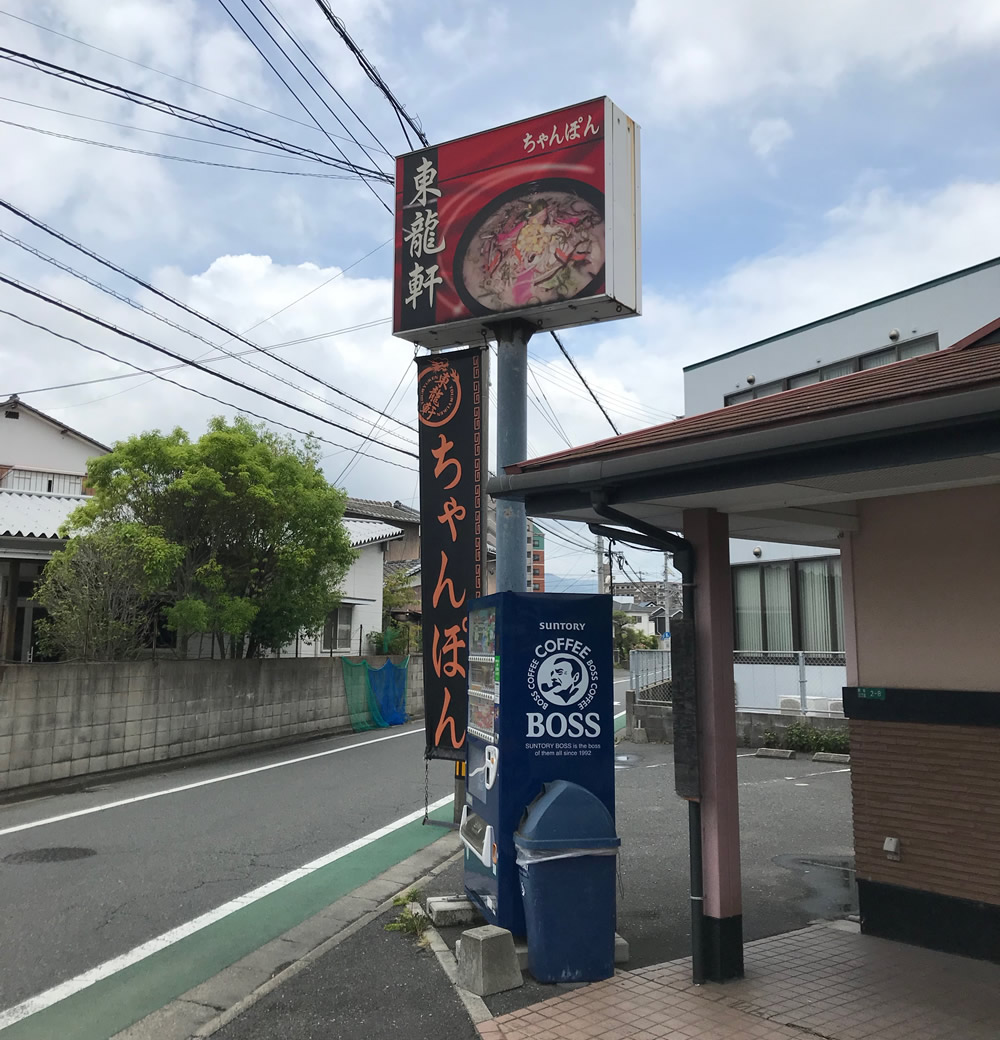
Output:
[
  {"xmin": 416, "ymin": 346, "xmax": 486, "ymax": 760},
  {"xmin": 393, "ymin": 97, "xmax": 640, "ymax": 349}
]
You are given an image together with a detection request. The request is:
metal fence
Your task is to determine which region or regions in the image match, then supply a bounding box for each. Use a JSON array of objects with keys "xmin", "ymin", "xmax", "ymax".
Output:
[{"xmin": 629, "ymin": 648, "xmax": 672, "ymax": 703}]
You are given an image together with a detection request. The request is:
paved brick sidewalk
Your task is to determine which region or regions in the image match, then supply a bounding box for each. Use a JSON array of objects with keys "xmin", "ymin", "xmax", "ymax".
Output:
[{"xmin": 477, "ymin": 921, "xmax": 1000, "ymax": 1040}]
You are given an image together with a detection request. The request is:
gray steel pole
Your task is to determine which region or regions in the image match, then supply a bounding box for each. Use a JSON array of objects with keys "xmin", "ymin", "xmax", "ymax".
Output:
[{"xmin": 493, "ymin": 319, "xmax": 534, "ymax": 593}]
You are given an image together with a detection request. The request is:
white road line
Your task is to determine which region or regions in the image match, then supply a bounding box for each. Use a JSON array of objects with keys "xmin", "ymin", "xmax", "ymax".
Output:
[
  {"xmin": 0, "ymin": 793, "xmax": 455, "ymax": 1031},
  {"xmin": 791, "ymin": 767, "xmax": 851, "ymax": 780},
  {"xmin": 0, "ymin": 725, "xmax": 425, "ymax": 839}
]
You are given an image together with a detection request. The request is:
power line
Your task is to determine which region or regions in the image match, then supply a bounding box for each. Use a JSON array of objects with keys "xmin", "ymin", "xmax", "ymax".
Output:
[
  {"xmin": 549, "ymin": 329, "xmax": 620, "ymax": 435},
  {"xmin": 0, "ymin": 6, "xmax": 351, "ymax": 140},
  {"xmin": 526, "ymin": 352, "xmax": 677, "ymax": 424},
  {"xmin": 0, "ymin": 272, "xmax": 421, "ymax": 460},
  {"xmin": 311, "ymin": 0, "xmax": 428, "ymax": 148},
  {"xmin": 253, "ymin": 0, "xmax": 396, "ymax": 162},
  {"xmin": 334, "ymin": 364, "xmax": 416, "ymax": 484},
  {"xmin": 6, "ymin": 318, "xmax": 391, "ymax": 397},
  {"xmin": 0, "ymin": 198, "xmax": 411, "ymax": 433},
  {"xmin": 0, "ymin": 229, "xmax": 418, "ymax": 449},
  {"xmin": 0, "ymin": 94, "xmax": 351, "ymax": 159},
  {"xmin": 0, "ymin": 117, "xmax": 361, "ymax": 179},
  {"xmin": 527, "ymin": 362, "xmax": 572, "ymax": 446},
  {"xmin": 0, "ymin": 308, "xmax": 417, "ymax": 473},
  {"xmin": 214, "ymin": 0, "xmax": 391, "ymax": 213},
  {"xmin": 0, "ymin": 46, "xmax": 392, "ymax": 179}
]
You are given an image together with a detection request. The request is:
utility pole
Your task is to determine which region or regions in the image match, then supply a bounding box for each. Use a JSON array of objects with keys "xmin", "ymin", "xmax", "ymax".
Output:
[
  {"xmin": 493, "ymin": 319, "xmax": 534, "ymax": 593},
  {"xmin": 596, "ymin": 535, "xmax": 607, "ymax": 594}
]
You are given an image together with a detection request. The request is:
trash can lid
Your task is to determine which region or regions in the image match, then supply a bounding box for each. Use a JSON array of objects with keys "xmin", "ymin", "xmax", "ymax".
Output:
[{"xmin": 514, "ymin": 779, "xmax": 621, "ymax": 850}]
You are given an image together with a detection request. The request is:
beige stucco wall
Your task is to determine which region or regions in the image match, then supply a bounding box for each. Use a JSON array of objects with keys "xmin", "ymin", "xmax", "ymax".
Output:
[{"xmin": 843, "ymin": 484, "xmax": 1000, "ymax": 690}]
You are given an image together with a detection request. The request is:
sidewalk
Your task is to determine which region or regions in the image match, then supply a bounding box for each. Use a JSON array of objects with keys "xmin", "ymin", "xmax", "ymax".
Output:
[{"xmin": 480, "ymin": 921, "xmax": 1000, "ymax": 1040}]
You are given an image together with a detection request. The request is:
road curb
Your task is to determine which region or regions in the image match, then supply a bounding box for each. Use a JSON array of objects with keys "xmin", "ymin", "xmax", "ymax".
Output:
[
  {"xmin": 812, "ymin": 752, "xmax": 851, "ymax": 764},
  {"xmin": 755, "ymin": 747, "xmax": 796, "ymax": 759},
  {"xmin": 110, "ymin": 830, "xmax": 462, "ymax": 1040},
  {"xmin": 417, "ymin": 906, "xmax": 493, "ymax": 1026}
]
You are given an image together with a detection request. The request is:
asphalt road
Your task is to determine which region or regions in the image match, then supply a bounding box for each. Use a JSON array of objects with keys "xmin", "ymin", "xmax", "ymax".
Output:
[{"xmin": 0, "ymin": 721, "xmax": 452, "ymax": 1012}]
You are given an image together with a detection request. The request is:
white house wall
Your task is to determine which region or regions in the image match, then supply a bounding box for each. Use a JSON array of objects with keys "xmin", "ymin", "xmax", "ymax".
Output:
[
  {"xmin": 734, "ymin": 662, "xmax": 846, "ymax": 713},
  {"xmin": 682, "ymin": 261, "xmax": 1000, "ymax": 415},
  {"xmin": 0, "ymin": 410, "xmax": 100, "ymax": 475},
  {"xmin": 293, "ymin": 541, "xmax": 385, "ymax": 658},
  {"xmin": 729, "ymin": 539, "xmax": 838, "ymax": 565}
]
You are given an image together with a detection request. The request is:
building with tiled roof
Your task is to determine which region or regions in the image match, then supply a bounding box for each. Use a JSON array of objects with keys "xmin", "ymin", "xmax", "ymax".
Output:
[{"xmin": 491, "ymin": 258, "xmax": 1000, "ymax": 979}]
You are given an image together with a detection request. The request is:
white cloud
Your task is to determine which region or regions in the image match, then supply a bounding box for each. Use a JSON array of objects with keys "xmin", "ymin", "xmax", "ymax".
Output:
[
  {"xmin": 562, "ymin": 177, "xmax": 1000, "ymax": 437},
  {"xmin": 625, "ymin": 0, "xmax": 1000, "ymax": 116},
  {"xmin": 749, "ymin": 117, "xmax": 792, "ymax": 159}
]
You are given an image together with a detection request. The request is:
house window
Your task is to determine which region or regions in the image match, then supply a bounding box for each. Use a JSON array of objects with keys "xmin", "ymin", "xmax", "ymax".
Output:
[
  {"xmin": 732, "ymin": 559, "xmax": 842, "ymax": 653},
  {"xmin": 322, "ymin": 605, "xmax": 354, "ymax": 652},
  {"xmin": 724, "ymin": 335, "xmax": 939, "ymax": 406}
]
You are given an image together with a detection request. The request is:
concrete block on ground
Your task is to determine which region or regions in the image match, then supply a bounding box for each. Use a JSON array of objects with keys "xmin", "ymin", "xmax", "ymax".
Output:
[
  {"xmin": 456, "ymin": 925, "xmax": 523, "ymax": 996},
  {"xmin": 812, "ymin": 752, "xmax": 850, "ymax": 764},
  {"xmin": 631, "ymin": 727, "xmax": 649, "ymax": 743},
  {"xmin": 614, "ymin": 932, "xmax": 630, "ymax": 964},
  {"xmin": 755, "ymin": 747, "xmax": 795, "ymax": 759},
  {"xmin": 427, "ymin": 895, "xmax": 484, "ymax": 927}
]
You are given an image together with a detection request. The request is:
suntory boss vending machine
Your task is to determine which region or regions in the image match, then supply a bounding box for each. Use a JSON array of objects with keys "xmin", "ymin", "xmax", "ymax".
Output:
[{"xmin": 460, "ymin": 591, "xmax": 615, "ymax": 935}]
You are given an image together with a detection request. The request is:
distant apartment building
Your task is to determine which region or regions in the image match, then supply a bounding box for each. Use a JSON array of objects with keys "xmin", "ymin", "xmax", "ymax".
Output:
[{"xmin": 527, "ymin": 519, "xmax": 545, "ymax": 592}]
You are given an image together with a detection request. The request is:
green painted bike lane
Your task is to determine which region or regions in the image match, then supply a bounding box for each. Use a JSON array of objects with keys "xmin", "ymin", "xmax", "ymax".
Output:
[{"xmin": 3, "ymin": 803, "xmax": 454, "ymax": 1040}]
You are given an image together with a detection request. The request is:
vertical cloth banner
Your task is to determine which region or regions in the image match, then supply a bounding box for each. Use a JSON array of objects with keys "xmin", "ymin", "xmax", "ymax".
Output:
[{"xmin": 417, "ymin": 345, "xmax": 486, "ymax": 760}]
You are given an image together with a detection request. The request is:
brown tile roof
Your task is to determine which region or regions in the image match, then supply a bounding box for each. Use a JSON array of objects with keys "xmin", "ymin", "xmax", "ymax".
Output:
[
  {"xmin": 507, "ymin": 322, "xmax": 1000, "ymax": 475},
  {"xmin": 343, "ymin": 498, "xmax": 420, "ymax": 523}
]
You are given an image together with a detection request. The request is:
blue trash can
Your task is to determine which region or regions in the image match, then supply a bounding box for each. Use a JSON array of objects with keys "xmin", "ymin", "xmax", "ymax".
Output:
[{"xmin": 514, "ymin": 780, "xmax": 621, "ymax": 983}]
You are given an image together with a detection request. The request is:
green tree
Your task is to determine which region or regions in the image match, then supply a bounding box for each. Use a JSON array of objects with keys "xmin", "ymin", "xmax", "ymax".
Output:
[
  {"xmin": 34, "ymin": 525, "xmax": 182, "ymax": 661},
  {"xmin": 371, "ymin": 568, "xmax": 418, "ymax": 655},
  {"xmin": 612, "ymin": 610, "xmax": 658, "ymax": 664},
  {"xmin": 67, "ymin": 417, "xmax": 356, "ymax": 658}
]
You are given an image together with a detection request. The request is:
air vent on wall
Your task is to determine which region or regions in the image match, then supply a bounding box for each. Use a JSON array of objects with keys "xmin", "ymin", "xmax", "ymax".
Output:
[{"xmin": 4, "ymin": 410, "xmax": 19, "ymax": 419}]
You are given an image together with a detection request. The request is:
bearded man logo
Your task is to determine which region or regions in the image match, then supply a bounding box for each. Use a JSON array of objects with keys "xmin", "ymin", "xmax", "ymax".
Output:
[{"xmin": 537, "ymin": 654, "xmax": 587, "ymax": 706}]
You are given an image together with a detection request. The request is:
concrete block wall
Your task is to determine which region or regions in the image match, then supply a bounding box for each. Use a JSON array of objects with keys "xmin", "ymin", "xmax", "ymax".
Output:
[
  {"xmin": 625, "ymin": 695, "xmax": 848, "ymax": 747},
  {"xmin": 0, "ymin": 654, "xmax": 424, "ymax": 793}
]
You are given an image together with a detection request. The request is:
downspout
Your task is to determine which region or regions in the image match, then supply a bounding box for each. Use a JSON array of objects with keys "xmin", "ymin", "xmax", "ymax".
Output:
[{"xmin": 589, "ymin": 492, "xmax": 706, "ymax": 985}]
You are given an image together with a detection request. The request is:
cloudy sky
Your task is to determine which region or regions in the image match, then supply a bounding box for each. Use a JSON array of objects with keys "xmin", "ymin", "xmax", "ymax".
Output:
[{"xmin": 1, "ymin": 0, "xmax": 999, "ymax": 590}]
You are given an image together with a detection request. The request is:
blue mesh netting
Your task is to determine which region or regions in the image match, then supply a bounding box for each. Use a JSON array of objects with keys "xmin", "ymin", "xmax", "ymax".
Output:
[
  {"xmin": 340, "ymin": 657, "xmax": 408, "ymax": 731},
  {"xmin": 367, "ymin": 656, "xmax": 409, "ymax": 726}
]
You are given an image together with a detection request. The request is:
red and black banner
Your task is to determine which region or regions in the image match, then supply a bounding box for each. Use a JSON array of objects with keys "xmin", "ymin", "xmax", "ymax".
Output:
[{"xmin": 417, "ymin": 346, "xmax": 486, "ymax": 761}]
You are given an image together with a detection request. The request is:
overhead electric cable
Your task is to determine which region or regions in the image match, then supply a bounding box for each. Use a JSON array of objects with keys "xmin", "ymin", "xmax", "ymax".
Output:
[
  {"xmin": 214, "ymin": 0, "xmax": 391, "ymax": 213},
  {"xmin": 311, "ymin": 0, "xmax": 428, "ymax": 148},
  {"xmin": 0, "ymin": 229, "xmax": 417, "ymax": 448},
  {"xmin": 253, "ymin": 0, "xmax": 396, "ymax": 161},
  {"xmin": 527, "ymin": 352, "xmax": 677, "ymax": 423},
  {"xmin": 549, "ymin": 329, "xmax": 620, "ymax": 435},
  {"xmin": 0, "ymin": 94, "xmax": 347, "ymax": 159},
  {"xmin": 0, "ymin": 308, "xmax": 417, "ymax": 473},
  {"xmin": 0, "ymin": 199, "xmax": 410, "ymax": 432},
  {"xmin": 0, "ymin": 272, "xmax": 420, "ymax": 459},
  {"xmin": 0, "ymin": 46, "xmax": 392, "ymax": 179},
  {"xmin": 334, "ymin": 363, "xmax": 415, "ymax": 484},
  {"xmin": 0, "ymin": 7, "xmax": 348, "ymax": 138},
  {"xmin": 0, "ymin": 118, "xmax": 359, "ymax": 179},
  {"xmin": 7, "ymin": 318, "xmax": 392, "ymax": 397}
]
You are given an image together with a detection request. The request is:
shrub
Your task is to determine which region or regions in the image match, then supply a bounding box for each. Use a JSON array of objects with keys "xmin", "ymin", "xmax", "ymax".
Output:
[{"xmin": 760, "ymin": 729, "xmax": 779, "ymax": 749}]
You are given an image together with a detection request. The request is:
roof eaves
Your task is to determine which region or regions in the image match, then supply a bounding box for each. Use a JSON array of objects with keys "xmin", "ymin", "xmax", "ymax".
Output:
[{"xmin": 508, "ymin": 341, "xmax": 1000, "ymax": 474}]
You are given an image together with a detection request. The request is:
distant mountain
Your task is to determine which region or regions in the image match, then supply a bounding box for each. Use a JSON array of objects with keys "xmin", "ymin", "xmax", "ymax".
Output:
[{"xmin": 542, "ymin": 572, "xmax": 597, "ymax": 594}]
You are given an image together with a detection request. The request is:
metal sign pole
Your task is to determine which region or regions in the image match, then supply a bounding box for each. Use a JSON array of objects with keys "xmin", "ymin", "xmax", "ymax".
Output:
[{"xmin": 492, "ymin": 319, "xmax": 534, "ymax": 594}]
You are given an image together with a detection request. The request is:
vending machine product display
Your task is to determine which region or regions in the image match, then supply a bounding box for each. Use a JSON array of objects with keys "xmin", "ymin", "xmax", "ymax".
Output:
[{"xmin": 460, "ymin": 591, "xmax": 614, "ymax": 935}]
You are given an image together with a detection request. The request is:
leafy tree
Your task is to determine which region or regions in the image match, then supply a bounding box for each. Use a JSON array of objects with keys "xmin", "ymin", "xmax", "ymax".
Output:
[
  {"xmin": 372, "ymin": 568, "xmax": 419, "ymax": 655},
  {"xmin": 67, "ymin": 417, "xmax": 356, "ymax": 658},
  {"xmin": 34, "ymin": 525, "xmax": 182, "ymax": 661},
  {"xmin": 612, "ymin": 610, "xmax": 658, "ymax": 664}
]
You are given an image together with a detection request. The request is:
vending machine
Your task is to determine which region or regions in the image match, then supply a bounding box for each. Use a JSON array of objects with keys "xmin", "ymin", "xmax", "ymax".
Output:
[{"xmin": 460, "ymin": 591, "xmax": 615, "ymax": 935}]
